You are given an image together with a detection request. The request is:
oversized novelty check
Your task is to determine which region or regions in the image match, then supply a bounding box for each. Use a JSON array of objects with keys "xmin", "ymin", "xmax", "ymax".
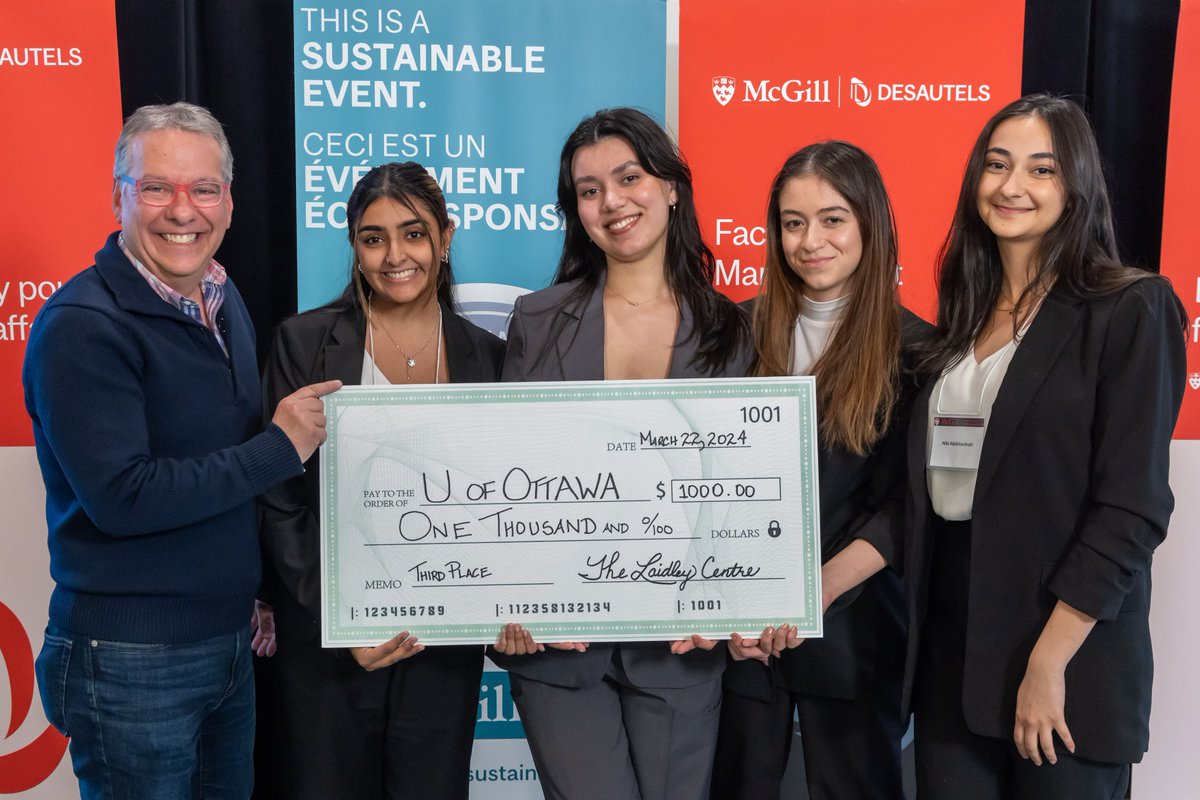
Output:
[{"xmin": 320, "ymin": 378, "xmax": 821, "ymax": 646}]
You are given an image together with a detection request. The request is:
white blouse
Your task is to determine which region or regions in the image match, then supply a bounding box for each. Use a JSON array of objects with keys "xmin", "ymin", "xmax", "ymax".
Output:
[
  {"xmin": 925, "ymin": 340, "xmax": 1020, "ymax": 521},
  {"xmin": 361, "ymin": 350, "xmax": 388, "ymax": 386}
]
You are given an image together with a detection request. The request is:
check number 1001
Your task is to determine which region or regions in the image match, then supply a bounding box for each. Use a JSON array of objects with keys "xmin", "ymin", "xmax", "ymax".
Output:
[
  {"xmin": 740, "ymin": 405, "xmax": 781, "ymax": 423},
  {"xmin": 675, "ymin": 599, "xmax": 724, "ymax": 613}
]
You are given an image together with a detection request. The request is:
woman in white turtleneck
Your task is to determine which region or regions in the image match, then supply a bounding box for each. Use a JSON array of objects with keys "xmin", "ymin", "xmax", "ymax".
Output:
[
  {"xmin": 712, "ymin": 141, "xmax": 929, "ymax": 800},
  {"xmin": 791, "ymin": 293, "xmax": 848, "ymax": 374}
]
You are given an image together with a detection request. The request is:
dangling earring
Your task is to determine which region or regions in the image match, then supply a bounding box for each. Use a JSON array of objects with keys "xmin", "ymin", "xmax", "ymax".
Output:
[
  {"xmin": 357, "ymin": 263, "xmax": 364, "ymax": 273},
  {"xmin": 441, "ymin": 249, "xmax": 449, "ymax": 263}
]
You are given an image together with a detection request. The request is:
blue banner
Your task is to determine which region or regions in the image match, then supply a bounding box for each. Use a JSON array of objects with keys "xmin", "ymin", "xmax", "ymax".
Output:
[
  {"xmin": 475, "ymin": 667, "xmax": 524, "ymax": 740},
  {"xmin": 295, "ymin": 0, "xmax": 667, "ymax": 335}
]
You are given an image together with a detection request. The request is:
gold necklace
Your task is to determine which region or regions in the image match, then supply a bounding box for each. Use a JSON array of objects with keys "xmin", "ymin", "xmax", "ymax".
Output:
[
  {"xmin": 606, "ymin": 285, "xmax": 668, "ymax": 307},
  {"xmin": 368, "ymin": 299, "xmax": 440, "ymax": 375}
]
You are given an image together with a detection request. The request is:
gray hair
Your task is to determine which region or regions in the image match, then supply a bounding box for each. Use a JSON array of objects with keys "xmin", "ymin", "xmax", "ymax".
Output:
[{"xmin": 113, "ymin": 102, "xmax": 234, "ymax": 182}]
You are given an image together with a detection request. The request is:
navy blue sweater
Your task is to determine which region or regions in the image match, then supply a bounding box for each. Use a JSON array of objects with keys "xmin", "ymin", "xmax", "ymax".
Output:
[{"xmin": 23, "ymin": 232, "xmax": 302, "ymax": 643}]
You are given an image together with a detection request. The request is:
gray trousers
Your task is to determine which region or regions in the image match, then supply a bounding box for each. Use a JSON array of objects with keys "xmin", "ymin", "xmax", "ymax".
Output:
[{"xmin": 509, "ymin": 649, "xmax": 722, "ymax": 800}]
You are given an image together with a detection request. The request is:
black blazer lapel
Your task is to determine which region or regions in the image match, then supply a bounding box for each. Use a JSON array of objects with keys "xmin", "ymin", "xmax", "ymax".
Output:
[
  {"xmin": 323, "ymin": 309, "xmax": 369, "ymax": 385},
  {"xmin": 443, "ymin": 301, "xmax": 487, "ymax": 383},
  {"xmin": 908, "ymin": 379, "xmax": 935, "ymax": 525},
  {"xmin": 973, "ymin": 289, "xmax": 1083, "ymax": 504}
]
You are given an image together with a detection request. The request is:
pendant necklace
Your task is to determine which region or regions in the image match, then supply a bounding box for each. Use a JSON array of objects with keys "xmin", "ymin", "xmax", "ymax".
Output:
[{"xmin": 368, "ymin": 297, "xmax": 443, "ymax": 381}]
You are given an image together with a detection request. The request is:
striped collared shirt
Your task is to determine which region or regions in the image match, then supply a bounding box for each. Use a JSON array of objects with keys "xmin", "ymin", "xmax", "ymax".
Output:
[{"xmin": 118, "ymin": 233, "xmax": 228, "ymax": 356}]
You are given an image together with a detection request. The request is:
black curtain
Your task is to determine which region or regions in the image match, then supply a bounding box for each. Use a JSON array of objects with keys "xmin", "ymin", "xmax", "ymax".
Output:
[
  {"xmin": 116, "ymin": 0, "xmax": 297, "ymax": 363},
  {"xmin": 1022, "ymin": 0, "xmax": 1181, "ymax": 269},
  {"xmin": 114, "ymin": 6, "xmax": 297, "ymax": 794}
]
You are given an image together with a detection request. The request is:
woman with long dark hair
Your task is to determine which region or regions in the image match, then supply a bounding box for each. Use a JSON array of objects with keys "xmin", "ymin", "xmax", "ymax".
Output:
[
  {"xmin": 258, "ymin": 162, "xmax": 503, "ymax": 799},
  {"xmin": 712, "ymin": 141, "xmax": 926, "ymax": 800},
  {"xmin": 490, "ymin": 107, "xmax": 751, "ymax": 800},
  {"xmin": 906, "ymin": 94, "xmax": 1185, "ymax": 799}
]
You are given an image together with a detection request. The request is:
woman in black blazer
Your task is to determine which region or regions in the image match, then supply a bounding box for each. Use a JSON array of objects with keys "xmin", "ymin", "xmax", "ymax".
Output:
[
  {"xmin": 258, "ymin": 163, "xmax": 504, "ymax": 799},
  {"xmin": 711, "ymin": 141, "xmax": 927, "ymax": 800},
  {"xmin": 907, "ymin": 95, "xmax": 1185, "ymax": 799},
  {"xmin": 490, "ymin": 108, "xmax": 751, "ymax": 800}
]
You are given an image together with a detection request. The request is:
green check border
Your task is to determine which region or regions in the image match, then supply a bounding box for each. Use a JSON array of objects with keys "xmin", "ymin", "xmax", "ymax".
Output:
[{"xmin": 320, "ymin": 377, "xmax": 821, "ymax": 644}]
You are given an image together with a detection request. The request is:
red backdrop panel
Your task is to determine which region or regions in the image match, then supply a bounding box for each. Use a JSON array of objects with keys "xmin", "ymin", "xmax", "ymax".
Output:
[
  {"xmin": 0, "ymin": 2, "xmax": 122, "ymax": 446},
  {"xmin": 679, "ymin": 0, "xmax": 1025, "ymax": 319},
  {"xmin": 1161, "ymin": 0, "xmax": 1200, "ymax": 438}
]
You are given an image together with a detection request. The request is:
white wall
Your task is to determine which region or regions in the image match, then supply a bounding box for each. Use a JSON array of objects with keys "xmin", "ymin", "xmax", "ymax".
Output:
[
  {"xmin": 1135, "ymin": 439, "xmax": 1200, "ymax": 797},
  {"xmin": 0, "ymin": 447, "xmax": 76, "ymax": 797}
]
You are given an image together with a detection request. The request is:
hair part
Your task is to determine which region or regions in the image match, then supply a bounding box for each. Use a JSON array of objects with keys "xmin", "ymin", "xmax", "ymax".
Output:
[
  {"xmin": 542, "ymin": 107, "xmax": 747, "ymax": 374},
  {"xmin": 331, "ymin": 161, "xmax": 458, "ymax": 315},
  {"xmin": 753, "ymin": 141, "xmax": 902, "ymax": 454},
  {"xmin": 916, "ymin": 93, "xmax": 1156, "ymax": 376},
  {"xmin": 114, "ymin": 102, "xmax": 234, "ymax": 182}
]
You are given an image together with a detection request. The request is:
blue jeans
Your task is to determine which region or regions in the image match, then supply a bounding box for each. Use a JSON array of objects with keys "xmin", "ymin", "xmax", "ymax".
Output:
[{"xmin": 36, "ymin": 624, "xmax": 255, "ymax": 800}]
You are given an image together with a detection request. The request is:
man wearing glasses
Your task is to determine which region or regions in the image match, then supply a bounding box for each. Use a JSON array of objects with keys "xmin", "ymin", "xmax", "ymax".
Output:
[{"xmin": 22, "ymin": 102, "xmax": 339, "ymax": 799}]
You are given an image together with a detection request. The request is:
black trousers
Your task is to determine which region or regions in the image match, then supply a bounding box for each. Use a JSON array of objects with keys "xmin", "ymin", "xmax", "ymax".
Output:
[
  {"xmin": 258, "ymin": 637, "xmax": 483, "ymax": 800},
  {"xmin": 913, "ymin": 518, "xmax": 1130, "ymax": 800},
  {"xmin": 711, "ymin": 668, "xmax": 905, "ymax": 800}
]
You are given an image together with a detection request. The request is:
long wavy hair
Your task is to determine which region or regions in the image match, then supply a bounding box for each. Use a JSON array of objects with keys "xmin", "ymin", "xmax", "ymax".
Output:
[
  {"xmin": 538, "ymin": 107, "xmax": 746, "ymax": 374},
  {"xmin": 753, "ymin": 141, "xmax": 902, "ymax": 454},
  {"xmin": 915, "ymin": 93, "xmax": 1155, "ymax": 376},
  {"xmin": 329, "ymin": 161, "xmax": 457, "ymax": 316}
]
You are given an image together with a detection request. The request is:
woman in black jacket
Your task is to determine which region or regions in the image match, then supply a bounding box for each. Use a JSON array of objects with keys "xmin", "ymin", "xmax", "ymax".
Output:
[
  {"xmin": 906, "ymin": 94, "xmax": 1185, "ymax": 800},
  {"xmin": 713, "ymin": 141, "xmax": 927, "ymax": 800},
  {"xmin": 258, "ymin": 162, "xmax": 503, "ymax": 800}
]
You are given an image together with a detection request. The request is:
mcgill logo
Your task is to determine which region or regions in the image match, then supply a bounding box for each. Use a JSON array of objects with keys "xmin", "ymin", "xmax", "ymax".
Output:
[
  {"xmin": 710, "ymin": 76, "xmax": 831, "ymax": 105},
  {"xmin": 712, "ymin": 76, "xmax": 736, "ymax": 106}
]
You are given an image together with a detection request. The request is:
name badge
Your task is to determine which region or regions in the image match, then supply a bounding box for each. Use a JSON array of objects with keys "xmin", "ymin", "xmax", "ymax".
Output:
[{"xmin": 929, "ymin": 415, "xmax": 986, "ymax": 471}]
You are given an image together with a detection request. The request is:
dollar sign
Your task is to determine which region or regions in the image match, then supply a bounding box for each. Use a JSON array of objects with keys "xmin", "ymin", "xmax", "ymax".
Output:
[{"xmin": 656, "ymin": 481, "xmax": 665, "ymax": 500}]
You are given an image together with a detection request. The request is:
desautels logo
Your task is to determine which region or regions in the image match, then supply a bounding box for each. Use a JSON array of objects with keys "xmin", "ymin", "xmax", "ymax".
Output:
[
  {"xmin": 847, "ymin": 76, "xmax": 991, "ymax": 107},
  {"xmin": 0, "ymin": 601, "xmax": 69, "ymax": 792},
  {"xmin": 850, "ymin": 77, "xmax": 872, "ymax": 107}
]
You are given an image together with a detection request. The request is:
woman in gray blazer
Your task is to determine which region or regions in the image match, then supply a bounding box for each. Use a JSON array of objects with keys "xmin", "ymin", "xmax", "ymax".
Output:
[
  {"xmin": 906, "ymin": 95, "xmax": 1185, "ymax": 800},
  {"xmin": 490, "ymin": 108, "xmax": 751, "ymax": 800}
]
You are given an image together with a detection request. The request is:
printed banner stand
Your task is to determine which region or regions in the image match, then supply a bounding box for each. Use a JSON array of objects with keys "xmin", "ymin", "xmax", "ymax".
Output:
[
  {"xmin": 1160, "ymin": 0, "xmax": 1200, "ymax": 437},
  {"xmin": 293, "ymin": 3, "xmax": 668, "ymax": 795},
  {"xmin": 1, "ymin": 2, "xmax": 121, "ymax": 796},
  {"xmin": 293, "ymin": 0, "xmax": 667, "ymax": 338}
]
